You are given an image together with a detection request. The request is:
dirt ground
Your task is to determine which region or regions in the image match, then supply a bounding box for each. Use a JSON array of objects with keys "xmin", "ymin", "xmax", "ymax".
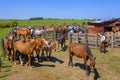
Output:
[{"xmin": 5, "ymin": 47, "xmax": 120, "ymax": 80}]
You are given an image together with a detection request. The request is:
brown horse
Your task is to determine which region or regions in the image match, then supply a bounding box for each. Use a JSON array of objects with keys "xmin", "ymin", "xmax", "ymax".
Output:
[
  {"xmin": 13, "ymin": 37, "xmax": 46, "ymax": 66},
  {"xmin": 68, "ymin": 42, "xmax": 96, "ymax": 72},
  {"xmin": 4, "ymin": 35, "xmax": 14, "ymax": 61},
  {"xmin": 15, "ymin": 27, "xmax": 31, "ymax": 41},
  {"xmin": 41, "ymin": 40, "xmax": 57, "ymax": 60}
]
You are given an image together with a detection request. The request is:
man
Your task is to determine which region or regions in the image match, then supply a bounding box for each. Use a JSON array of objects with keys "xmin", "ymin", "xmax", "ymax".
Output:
[{"xmin": 99, "ymin": 33, "xmax": 107, "ymax": 54}]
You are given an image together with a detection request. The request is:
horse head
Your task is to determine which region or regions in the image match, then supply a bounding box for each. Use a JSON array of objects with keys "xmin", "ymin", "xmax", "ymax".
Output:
[
  {"xmin": 7, "ymin": 35, "xmax": 14, "ymax": 49},
  {"xmin": 90, "ymin": 57, "xmax": 96, "ymax": 72},
  {"xmin": 37, "ymin": 37, "xmax": 46, "ymax": 48}
]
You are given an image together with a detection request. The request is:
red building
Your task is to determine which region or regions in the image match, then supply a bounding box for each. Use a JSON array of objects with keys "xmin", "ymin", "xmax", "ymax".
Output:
[{"xmin": 87, "ymin": 18, "xmax": 120, "ymax": 34}]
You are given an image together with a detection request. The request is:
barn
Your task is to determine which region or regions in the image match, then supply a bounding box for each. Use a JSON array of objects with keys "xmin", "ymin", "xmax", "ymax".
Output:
[{"xmin": 87, "ymin": 18, "xmax": 120, "ymax": 34}]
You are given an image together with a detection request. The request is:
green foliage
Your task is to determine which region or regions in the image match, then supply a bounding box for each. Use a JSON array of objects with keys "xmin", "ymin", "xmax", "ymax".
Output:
[
  {"xmin": 0, "ymin": 20, "xmax": 18, "ymax": 28},
  {"xmin": 30, "ymin": 17, "xmax": 44, "ymax": 20},
  {"xmin": 0, "ymin": 19, "xmax": 88, "ymax": 27}
]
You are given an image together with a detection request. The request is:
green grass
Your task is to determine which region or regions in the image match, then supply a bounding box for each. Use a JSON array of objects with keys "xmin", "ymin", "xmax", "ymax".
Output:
[
  {"xmin": 0, "ymin": 28, "xmax": 12, "ymax": 39},
  {"xmin": 0, "ymin": 19, "xmax": 87, "ymax": 27}
]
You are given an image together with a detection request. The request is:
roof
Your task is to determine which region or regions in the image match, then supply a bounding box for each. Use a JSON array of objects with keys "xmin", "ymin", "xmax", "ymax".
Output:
[{"xmin": 88, "ymin": 18, "xmax": 120, "ymax": 24}]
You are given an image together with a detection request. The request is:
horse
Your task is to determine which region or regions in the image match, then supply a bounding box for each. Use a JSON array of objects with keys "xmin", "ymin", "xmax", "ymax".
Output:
[
  {"xmin": 3, "ymin": 35, "xmax": 14, "ymax": 61},
  {"xmin": 13, "ymin": 37, "xmax": 46, "ymax": 66},
  {"xmin": 41, "ymin": 40, "xmax": 57, "ymax": 60},
  {"xmin": 68, "ymin": 42, "xmax": 96, "ymax": 73},
  {"xmin": 14, "ymin": 27, "xmax": 31, "ymax": 41},
  {"xmin": 57, "ymin": 34, "xmax": 66, "ymax": 51},
  {"xmin": 33, "ymin": 28, "xmax": 46, "ymax": 38}
]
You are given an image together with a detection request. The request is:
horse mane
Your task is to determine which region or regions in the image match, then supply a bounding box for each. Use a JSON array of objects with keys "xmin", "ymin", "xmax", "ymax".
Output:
[{"xmin": 85, "ymin": 44, "xmax": 93, "ymax": 59}]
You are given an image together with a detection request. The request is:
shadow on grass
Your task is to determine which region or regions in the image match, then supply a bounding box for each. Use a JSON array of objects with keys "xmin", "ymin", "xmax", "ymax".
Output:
[
  {"xmin": 49, "ymin": 56, "xmax": 64, "ymax": 64},
  {"xmin": 31, "ymin": 62, "xmax": 55, "ymax": 68},
  {"xmin": 31, "ymin": 56, "xmax": 64, "ymax": 67},
  {"xmin": 74, "ymin": 63, "xmax": 100, "ymax": 80},
  {"xmin": 2, "ymin": 65, "xmax": 11, "ymax": 68}
]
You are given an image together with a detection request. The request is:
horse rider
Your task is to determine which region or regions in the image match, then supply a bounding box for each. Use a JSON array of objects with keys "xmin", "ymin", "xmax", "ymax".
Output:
[{"xmin": 99, "ymin": 33, "xmax": 107, "ymax": 54}]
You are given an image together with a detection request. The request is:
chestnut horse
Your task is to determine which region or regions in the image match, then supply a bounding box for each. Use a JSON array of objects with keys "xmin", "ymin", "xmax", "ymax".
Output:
[
  {"xmin": 4, "ymin": 35, "xmax": 14, "ymax": 61},
  {"xmin": 15, "ymin": 27, "xmax": 31, "ymax": 41},
  {"xmin": 13, "ymin": 37, "xmax": 46, "ymax": 66},
  {"xmin": 41, "ymin": 40, "xmax": 57, "ymax": 60},
  {"xmin": 68, "ymin": 42, "xmax": 96, "ymax": 73}
]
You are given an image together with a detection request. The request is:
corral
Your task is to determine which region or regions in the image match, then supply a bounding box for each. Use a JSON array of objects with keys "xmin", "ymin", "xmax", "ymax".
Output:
[{"xmin": 0, "ymin": 22, "xmax": 120, "ymax": 80}]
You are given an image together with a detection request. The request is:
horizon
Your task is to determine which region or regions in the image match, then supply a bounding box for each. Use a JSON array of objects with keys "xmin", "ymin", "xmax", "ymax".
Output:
[{"xmin": 0, "ymin": 0, "xmax": 120, "ymax": 20}]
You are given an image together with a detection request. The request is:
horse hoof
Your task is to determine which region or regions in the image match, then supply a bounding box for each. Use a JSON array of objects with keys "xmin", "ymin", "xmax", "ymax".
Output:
[{"xmin": 73, "ymin": 66, "xmax": 77, "ymax": 69}]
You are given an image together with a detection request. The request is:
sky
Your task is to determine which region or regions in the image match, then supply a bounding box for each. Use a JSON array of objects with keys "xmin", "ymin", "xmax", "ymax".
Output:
[{"xmin": 0, "ymin": 0, "xmax": 120, "ymax": 20}]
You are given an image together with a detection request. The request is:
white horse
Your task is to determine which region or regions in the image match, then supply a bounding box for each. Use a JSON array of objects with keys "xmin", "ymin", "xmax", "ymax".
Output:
[{"xmin": 33, "ymin": 28, "xmax": 46, "ymax": 38}]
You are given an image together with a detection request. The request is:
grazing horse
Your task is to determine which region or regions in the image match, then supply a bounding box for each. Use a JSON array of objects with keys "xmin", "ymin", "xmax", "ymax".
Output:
[
  {"xmin": 68, "ymin": 42, "xmax": 96, "ymax": 73},
  {"xmin": 4, "ymin": 35, "xmax": 14, "ymax": 61},
  {"xmin": 13, "ymin": 37, "xmax": 46, "ymax": 66},
  {"xmin": 57, "ymin": 35, "xmax": 66, "ymax": 51}
]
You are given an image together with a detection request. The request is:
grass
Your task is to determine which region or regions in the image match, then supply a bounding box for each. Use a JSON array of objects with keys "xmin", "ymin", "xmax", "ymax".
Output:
[
  {"xmin": 0, "ymin": 46, "xmax": 11, "ymax": 80},
  {"xmin": 0, "ymin": 19, "xmax": 88, "ymax": 27},
  {"xmin": 92, "ymin": 48, "xmax": 120, "ymax": 80}
]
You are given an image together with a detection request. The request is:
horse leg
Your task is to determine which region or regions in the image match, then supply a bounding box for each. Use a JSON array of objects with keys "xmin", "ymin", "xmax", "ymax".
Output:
[
  {"xmin": 36, "ymin": 50, "xmax": 40, "ymax": 62},
  {"xmin": 25, "ymin": 54, "xmax": 31, "ymax": 66},
  {"xmin": 41, "ymin": 49, "xmax": 45, "ymax": 61},
  {"xmin": 84, "ymin": 58, "xmax": 89, "ymax": 76},
  {"xmin": 68, "ymin": 53, "xmax": 73, "ymax": 66},
  {"xmin": 45, "ymin": 50, "xmax": 49, "ymax": 60},
  {"xmin": 19, "ymin": 54, "xmax": 23, "ymax": 65},
  {"xmin": 61, "ymin": 43, "xmax": 63, "ymax": 51},
  {"xmin": 13, "ymin": 48, "xmax": 16, "ymax": 62},
  {"xmin": 49, "ymin": 50, "xmax": 52, "ymax": 60}
]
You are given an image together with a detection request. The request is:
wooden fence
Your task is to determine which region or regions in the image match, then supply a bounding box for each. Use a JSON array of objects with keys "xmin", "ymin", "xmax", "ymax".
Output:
[
  {"xmin": 68, "ymin": 33, "xmax": 120, "ymax": 50},
  {"xmin": 43, "ymin": 30, "xmax": 68, "ymax": 41}
]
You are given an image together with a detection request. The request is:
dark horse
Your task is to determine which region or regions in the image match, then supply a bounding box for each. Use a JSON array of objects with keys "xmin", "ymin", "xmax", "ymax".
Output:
[
  {"xmin": 68, "ymin": 42, "xmax": 96, "ymax": 74},
  {"xmin": 57, "ymin": 34, "xmax": 66, "ymax": 51}
]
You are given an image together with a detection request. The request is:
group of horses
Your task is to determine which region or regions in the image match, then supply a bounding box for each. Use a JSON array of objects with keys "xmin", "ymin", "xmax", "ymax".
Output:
[
  {"xmin": 4, "ymin": 30, "xmax": 56, "ymax": 66},
  {"xmin": 2, "ymin": 26, "xmax": 96, "ymax": 77}
]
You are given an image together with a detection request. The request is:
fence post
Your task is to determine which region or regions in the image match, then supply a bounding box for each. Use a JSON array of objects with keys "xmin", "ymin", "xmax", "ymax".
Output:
[
  {"xmin": 111, "ymin": 34, "xmax": 114, "ymax": 51},
  {"xmin": 95, "ymin": 34, "xmax": 98, "ymax": 49},
  {"xmin": 53, "ymin": 31, "xmax": 57, "ymax": 40},
  {"xmin": 85, "ymin": 33, "xmax": 88, "ymax": 45}
]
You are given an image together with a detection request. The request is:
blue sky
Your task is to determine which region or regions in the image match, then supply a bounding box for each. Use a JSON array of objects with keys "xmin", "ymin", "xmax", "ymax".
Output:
[{"xmin": 0, "ymin": 0, "xmax": 120, "ymax": 20}]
